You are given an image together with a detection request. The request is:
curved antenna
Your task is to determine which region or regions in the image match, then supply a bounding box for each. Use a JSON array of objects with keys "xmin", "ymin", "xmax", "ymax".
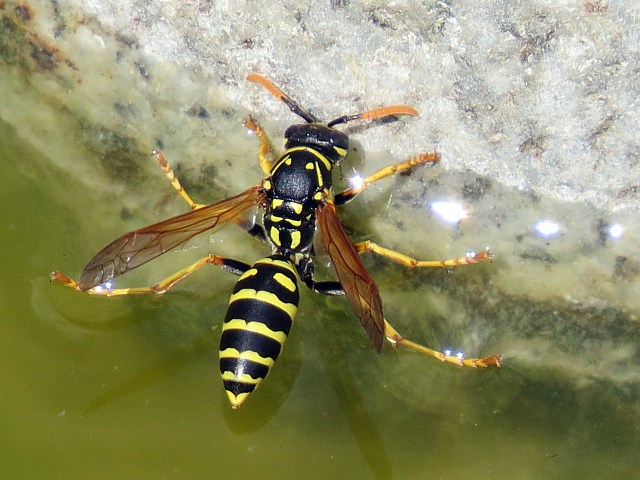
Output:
[
  {"xmin": 248, "ymin": 73, "xmax": 319, "ymax": 124},
  {"xmin": 327, "ymin": 105, "xmax": 418, "ymax": 128},
  {"xmin": 248, "ymin": 74, "xmax": 418, "ymax": 128}
]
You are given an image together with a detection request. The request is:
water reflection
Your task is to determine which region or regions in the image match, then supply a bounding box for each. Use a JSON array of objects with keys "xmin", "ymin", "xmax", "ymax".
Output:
[
  {"xmin": 606, "ymin": 222, "xmax": 623, "ymax": 240},
  {"xmin": 430, "ymin": 199, "xmax": 468, "ymax": 224},
  {"xmin": 533, "ymin": 219, "xmax": 561, "ymax": 238}
]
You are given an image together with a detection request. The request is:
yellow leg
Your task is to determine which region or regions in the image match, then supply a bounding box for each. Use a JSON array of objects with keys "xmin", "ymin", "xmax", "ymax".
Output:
[
  {"xmin": 152, "ymin": 150, "xmax": 206, "ymax": 210},
  {"xmin": 350, "ymin": 241, "xmax": 497, "ymax": 366},
  {"xmin": 51, "ymin": 254, "xmax": 231, "ymax": 297},
  {"xmin": 384, "ymin": 320, "xmax": 501, "ymax": 368},
  {"xmin": 353, "ymin": 240, "xmax": 492, "ymax": 267},
  {"xmin": 336, "ymin": 152, "xmax": 439, "ymax": 204},
  {"xmin": 244, "ymin": 116, "xmax": 275, "ymax": 175}
]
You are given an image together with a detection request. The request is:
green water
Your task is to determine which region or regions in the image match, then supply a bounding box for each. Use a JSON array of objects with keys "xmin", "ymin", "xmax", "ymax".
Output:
[{"xmin": 1, "ymin": 117, "xmax": 638, "ymax": 480}]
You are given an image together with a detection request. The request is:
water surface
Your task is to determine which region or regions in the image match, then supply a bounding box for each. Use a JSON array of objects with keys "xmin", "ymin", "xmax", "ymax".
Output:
[{"xmin": 0, "ymin": 118, "xmax": 637, "ymax": 479}]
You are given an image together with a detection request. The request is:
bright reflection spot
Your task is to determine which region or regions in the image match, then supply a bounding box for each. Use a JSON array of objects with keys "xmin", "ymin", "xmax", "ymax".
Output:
[
  {"xmin": 431, "ymin": 201, "xmax": 468, "ymax": 224},
  {"xmin": 443, "ymin": 348, "xmax": 465, "ymax": 360},
  {"xmin": 534, "ymin": 219, "xmax": 561, "ymax": 238},
  {"xmin": 349, "ymin": 174, "xmax": 364, "ymax": 191},
  {"xmin": 94, "ymin": 281, "xmax": 113, "ymax": 293},
  {"xmin": 608, "ymin": 223, "xmax": 623, "ymax": 239}
]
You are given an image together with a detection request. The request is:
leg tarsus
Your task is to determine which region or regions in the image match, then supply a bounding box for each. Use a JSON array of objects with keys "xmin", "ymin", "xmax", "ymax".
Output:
[
  {"xmin": 353, "ymin": 241, "xmax": 493, "ymax": 268},
  {"xmin": 152, "ymin": 150, "xmax": 204, "ymax": 211},
  {"xmin": 384, "ymin": 319, "xmax": 501, "ymax": 368},
  {"xmin": 51, "ymin": 254, "xmax": 252, "ymax": 298},
  {"xmin": 244, "ymin": 116, "xmax": 275, "ymax": 175}
]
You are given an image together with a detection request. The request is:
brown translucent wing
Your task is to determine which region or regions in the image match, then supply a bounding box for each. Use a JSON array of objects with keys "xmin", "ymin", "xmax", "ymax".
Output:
[
  {"xmin": 78, "ymin": 185, "xmax": 265, "ymax": 290},
  {"xmin": 317, "ymin": 200, "xmax": 385, "ymax": 352}
]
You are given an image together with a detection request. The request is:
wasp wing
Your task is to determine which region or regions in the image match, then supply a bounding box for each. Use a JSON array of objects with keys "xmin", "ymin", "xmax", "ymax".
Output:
[
  {"xmin": 317, "ymin": 200, "xmax": 385, "ymax": 352},
  {"xmin": 78, "ymin": 185, "xmax": 265, "ymax": 290}
]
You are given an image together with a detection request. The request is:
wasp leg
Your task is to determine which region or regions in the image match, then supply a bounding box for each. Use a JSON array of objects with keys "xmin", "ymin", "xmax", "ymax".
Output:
[
  {"xmin": 348, "ymin": 241, "xmax": 498, "ymax": 365},
  {"xmin": 295, "ymin": 256, "xmax": 343, "ymax": 295},
  {"xmin": 244, "ymin": 116, "xmax": 276, "ymax": 175},
  {"xmin": 152, "ymin": 150, "xmax": 206, "ymax": 210},
  {"xmin": 51, "ymin": 255, "xmax": 251, "ymax": 297},
  {"xmin": 306, "ymin": 280, "xmax": 344, "ymax": 296},
  {"xmin": 290, "ymin": 268, "xmax": 500, "ymax": 366},
  {"xmin": 297, "ymin": 271, "xmax": 501, "ymax": 366},
  {"xmin": 353, "ymin": 240, "xmax": 492, "ymax": 268},
  {"xmin": 383, "ymin": 319, "xmax": 501, "ymax": 367},
  {"xmin": 334, "ymin": 152, "xmax": 439, "ymax": 205},
  {"xmin": 243, "ymin": 223, "xmax": 268, "ymax": 243}
]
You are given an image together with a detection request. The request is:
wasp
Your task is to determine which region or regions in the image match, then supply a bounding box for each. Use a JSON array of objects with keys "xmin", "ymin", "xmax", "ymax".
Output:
[{"xmin": 52, "ymin": 74, "xmax": 500, "ymax": 409}]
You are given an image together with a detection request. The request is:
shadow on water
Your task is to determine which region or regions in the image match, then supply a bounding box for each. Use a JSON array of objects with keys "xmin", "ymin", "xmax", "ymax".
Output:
[
  {"xmin": 316, "ymin": 313, "xmax": 394, "ymax": 480},
  {"xmin": 58, "ymin": 289, "xmax": 304, "ymax": 430}
]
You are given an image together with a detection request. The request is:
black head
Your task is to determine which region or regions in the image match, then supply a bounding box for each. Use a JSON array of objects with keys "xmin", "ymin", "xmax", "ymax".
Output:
[
  {"xmin": 248, "ymin": 75, "xmax": 416, "ymax": 165},
  {"xmin": 284, "ymin": 124, "xmax": 349, "ymax": 164}
]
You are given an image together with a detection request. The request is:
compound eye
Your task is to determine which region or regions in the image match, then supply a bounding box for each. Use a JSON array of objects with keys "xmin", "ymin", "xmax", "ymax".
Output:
[{"xmin": 330, "ymin": 130, "xmax": 349, "ymax": 155}]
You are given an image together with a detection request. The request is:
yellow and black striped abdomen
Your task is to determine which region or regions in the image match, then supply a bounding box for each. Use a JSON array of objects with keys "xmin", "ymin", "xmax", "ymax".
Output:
[{"xmin": 219, "ymin": 255, "xmax": 299, "ymax": 408}]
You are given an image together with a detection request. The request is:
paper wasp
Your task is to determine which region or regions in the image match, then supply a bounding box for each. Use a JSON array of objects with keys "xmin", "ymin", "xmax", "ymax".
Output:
[{"xmin": 52, "ymin": 74, "xmax": 500, "ymax": 409}]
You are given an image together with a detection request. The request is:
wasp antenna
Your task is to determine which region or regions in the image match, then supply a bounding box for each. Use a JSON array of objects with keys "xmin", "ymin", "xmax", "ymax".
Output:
[
  {"xmin": 328, "ymin": 105, "xmax": 418, "ymax": 128},
  {"xmin": 248, "ymin": 73, "xmax": 319, "ymax": 124}
]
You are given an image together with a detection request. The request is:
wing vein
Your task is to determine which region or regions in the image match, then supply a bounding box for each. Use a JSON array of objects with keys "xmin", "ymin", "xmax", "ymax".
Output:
[{"xmin": 78, "ymin": 185, "xmax": 265, "ymax": 290}]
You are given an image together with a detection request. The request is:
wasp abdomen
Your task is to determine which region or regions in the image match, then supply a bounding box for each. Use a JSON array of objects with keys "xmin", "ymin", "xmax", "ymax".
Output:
[{"xmin": 219, "ymin": 255, "xmax": 299, "ymax": 408}]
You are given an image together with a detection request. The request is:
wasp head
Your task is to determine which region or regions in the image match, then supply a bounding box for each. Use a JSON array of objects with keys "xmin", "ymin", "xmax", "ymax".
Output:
[{"xmin": 284, "ymin": 124, "xmax": 349, "ymax": 164}]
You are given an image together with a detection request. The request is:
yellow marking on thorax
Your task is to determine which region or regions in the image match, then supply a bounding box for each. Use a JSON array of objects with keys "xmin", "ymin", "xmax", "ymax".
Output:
[
  {"xmin": 333, "ymin": 146, "xmax": 347, "ymax": 157},
  {"xmin": 289, "ymin": 230, "xmax": 301, "ymax": 250},
  {"xmin": 269, "ymin": 226, "xmax": 281, "ymax": 246},
  {"xmin": 289, "ymin": 202, "xmax": 304, "ymax": 214},
  {"xmin": 284, "ymin": 146, "xmax": 332, "ymax": 171},
  {"xmin": 285, "ymin": 218, "xmax": 301, "ymax": 227},
  {"xmin": 315, "ymin": 161, "xmax": 324, "ymax": 188}
]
